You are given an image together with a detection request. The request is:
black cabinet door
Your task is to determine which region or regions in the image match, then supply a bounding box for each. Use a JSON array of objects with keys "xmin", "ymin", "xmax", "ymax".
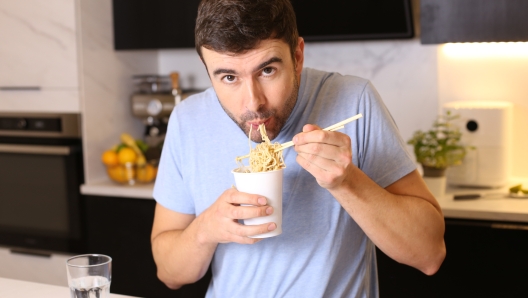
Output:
[
  {"xmin": 112, "ymin": 0, "xmax": 414, "ymax": 50},
  {"xmin": 421, "ymin": 0, "xmax": 528, "ymax": 44},
  {"xmin": 377, "ymin": 218, "xmax": 528, "ymax": 297},
  {"xmin": 112, "ymin": 0, "xmax": 201, "ymax": 50},
  {"xmin": 83, "ymin": 195, "xmax": 211, "ymax": 298}
]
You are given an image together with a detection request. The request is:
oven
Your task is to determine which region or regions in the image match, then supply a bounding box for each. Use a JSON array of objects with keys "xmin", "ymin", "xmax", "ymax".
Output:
[{"xmin": 0, "ymin": 113, "xmax": 84, "ymax": 255}]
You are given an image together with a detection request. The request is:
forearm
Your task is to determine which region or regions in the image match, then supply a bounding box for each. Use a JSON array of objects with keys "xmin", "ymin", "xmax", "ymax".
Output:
[
  {"xmin": 151, "ymin": 217, "xmax": 217, "ymax": 289},
  {"xmin": 330, "ymin": 167, "xmax": 445, "ymax": 275}
]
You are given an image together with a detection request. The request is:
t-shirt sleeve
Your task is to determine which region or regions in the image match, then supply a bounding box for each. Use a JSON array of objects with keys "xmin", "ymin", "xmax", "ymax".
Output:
[
  {"xmin": 152, "ymin": 111, "xmax": 196, "ymax": 214},
  {"xmin": 356, "ymin": 81, "xmax": 416, "ymax": 188}
]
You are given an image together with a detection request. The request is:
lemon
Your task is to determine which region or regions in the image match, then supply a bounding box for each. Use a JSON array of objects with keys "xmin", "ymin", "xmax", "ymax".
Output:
[
  {"xmin": 101, "ymin": 150, "xmax": 119, "ymax": 166},
  {"xmin": 118, "ymin": 147, "xmax": 137, "ymax": 165}
]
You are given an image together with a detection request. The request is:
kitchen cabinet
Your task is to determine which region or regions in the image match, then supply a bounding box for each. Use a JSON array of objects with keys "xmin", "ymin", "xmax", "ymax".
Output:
[
  {"xmin": 0, "ymin": 0, "xmax": 80, "ymax": 112},
  {"xmin": 112, "ymin": 0, "xmax": 201, "ymax": 50},
  {"xmin": 376, "ymin": 218, "xmax": 528, "ymax": 297},
  {"xmin": 112, "ymin": 0, "xmax": 414, "ymax": 50},
  {"xmin": 0, "ymin": 246, "xmax": 72, "ymax": 287},
  {"xmin": 83, "ymin": 195, "xmax": 211, "ymax": 298},
  {"xmin": 421, "ymin": 0, "xmax": 528, "ymax": 44}
]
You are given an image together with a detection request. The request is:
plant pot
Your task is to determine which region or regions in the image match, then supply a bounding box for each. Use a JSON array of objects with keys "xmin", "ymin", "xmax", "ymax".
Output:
[{"xmin": 422, "ymin": 165, "xmax": 447, "ymax": 199}]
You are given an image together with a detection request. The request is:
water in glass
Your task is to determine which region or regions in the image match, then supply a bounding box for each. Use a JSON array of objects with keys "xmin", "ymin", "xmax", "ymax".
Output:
[{"xmin": 69, "ymin": 276, "xmax": 110, "ymax": 298}]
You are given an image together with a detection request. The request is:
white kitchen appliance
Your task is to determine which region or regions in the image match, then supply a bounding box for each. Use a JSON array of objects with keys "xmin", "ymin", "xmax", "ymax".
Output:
[{"xmin": 443, "ymin": 101, "xmax": 513, "ymax": 188}]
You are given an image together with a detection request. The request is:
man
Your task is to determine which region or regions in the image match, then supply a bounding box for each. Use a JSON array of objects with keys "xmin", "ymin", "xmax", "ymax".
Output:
[{"xmin": 151, "ymin": 0, "xmax": 446, "ymax": 297}]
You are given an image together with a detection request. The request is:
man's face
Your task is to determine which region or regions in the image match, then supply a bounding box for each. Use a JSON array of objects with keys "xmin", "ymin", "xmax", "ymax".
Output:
[{"xmin": 201, "ymin": 38, "xmax": 304, "ymax": 142}]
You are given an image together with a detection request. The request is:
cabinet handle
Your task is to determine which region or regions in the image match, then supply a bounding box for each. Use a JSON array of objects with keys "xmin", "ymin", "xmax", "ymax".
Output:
[
  {"xmin": 490, "ymin": 223, "xmax": 528, "ymax": 230},
  {"xmin": 10, "ymin": 248, "xmax": 51, "ymax": 258},
  {"xmin": 0, "ymin": 86, "xmax": 41, "ymax": 91},
  {"xmin": 0, "ymin": 144, "xmax": 71, "ymax": 155}
]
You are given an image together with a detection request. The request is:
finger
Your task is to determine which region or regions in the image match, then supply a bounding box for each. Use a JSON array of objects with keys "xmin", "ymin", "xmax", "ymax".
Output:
[
  {"xmin": 297, "ymin": 151, "xmax": 333, "ymax": 167},
  {"xmin": 227, "ymin": 221, "xmax": 277, "ymax": 239},
  {"xmin": 225, "ymin": 189, "xmax": 268, "ymax": 206},
  {"xmin": 295, "ymin": 128, "xmax": 347, "ymax": 148},
  {"xmin": 225, "ymin": 204, "xmax": 273, "ymax": 220},
  {"xmin": 297, "ymin": 149, "xmax": 352, "ymax": 176},
  {"xmin": 295, "ymin": 141, "xmax": 340, "ymax": 161},
  {"xmin": 302, "ymin": 124, "xmax": 321, "ymax": 132}
]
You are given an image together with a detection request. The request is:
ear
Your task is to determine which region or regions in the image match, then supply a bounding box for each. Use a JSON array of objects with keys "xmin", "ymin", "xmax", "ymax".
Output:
[{"xmin": 294, "ymin": 37, "xmax": 305, "ymax": 77}]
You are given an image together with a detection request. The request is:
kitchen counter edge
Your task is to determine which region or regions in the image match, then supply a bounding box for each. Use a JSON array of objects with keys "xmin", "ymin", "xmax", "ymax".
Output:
[{"xmin": 81, "ymin": 180, "xmax": 154, "ymax": 199}]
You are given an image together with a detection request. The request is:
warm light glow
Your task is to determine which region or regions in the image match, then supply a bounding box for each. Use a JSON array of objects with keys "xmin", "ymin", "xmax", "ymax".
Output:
[{"xmin": 442, "ymin": 42, "xmax": 528, "ymax": 58}]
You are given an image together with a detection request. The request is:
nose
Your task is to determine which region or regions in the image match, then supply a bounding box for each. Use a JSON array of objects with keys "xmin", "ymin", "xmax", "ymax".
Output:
[{"xmin": 245, "ymin": 78, "xmax": 265, "ymax": 112}]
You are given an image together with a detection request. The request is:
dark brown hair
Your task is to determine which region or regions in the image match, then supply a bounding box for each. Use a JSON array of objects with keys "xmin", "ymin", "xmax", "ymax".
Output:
[{"xmin": 195, "ymin": 0, "xmax": 299, "ymax": 60}]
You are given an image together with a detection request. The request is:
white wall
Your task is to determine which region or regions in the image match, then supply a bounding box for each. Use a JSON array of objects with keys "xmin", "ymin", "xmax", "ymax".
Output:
[
  {"xmin": 438, "ymin": 43, "xmax": 528, "ymax": 177},
  {"xmin": 78, "ymin": 0, "xmax": 158, "ymax": 184}
]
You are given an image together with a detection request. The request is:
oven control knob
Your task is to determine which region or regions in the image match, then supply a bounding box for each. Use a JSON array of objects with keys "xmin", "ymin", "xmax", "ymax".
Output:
[
  {"xmin": 147, "ymin": 99, "xmax": 163, "ymax": 116},
  {"xmin": 16, "ymin": 118, "xmax": 27, "ymax": 129}
]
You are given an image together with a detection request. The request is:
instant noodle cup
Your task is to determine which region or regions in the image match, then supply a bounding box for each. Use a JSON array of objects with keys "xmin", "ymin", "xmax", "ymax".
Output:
[{"xmin": 232, "ymin": 166, "xmax": 283, "ymax": 238}]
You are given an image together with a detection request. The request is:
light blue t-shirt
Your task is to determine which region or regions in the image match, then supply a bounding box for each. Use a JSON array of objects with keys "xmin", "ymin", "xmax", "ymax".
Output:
[{"xmin": 153, "ymin": 68, "xmax": 416, "ymax": 297}]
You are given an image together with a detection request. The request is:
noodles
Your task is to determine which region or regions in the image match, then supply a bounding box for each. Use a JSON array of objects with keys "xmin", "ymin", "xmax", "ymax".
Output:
[{"xmin": 235, "ymin": 124, "xmax": 285, "ymax": 173}]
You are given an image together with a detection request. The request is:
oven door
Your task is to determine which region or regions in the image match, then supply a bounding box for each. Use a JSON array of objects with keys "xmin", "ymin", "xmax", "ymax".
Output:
[{"xmin": 0, "ymin": 140, "xmax": 84, "ymax": 253}]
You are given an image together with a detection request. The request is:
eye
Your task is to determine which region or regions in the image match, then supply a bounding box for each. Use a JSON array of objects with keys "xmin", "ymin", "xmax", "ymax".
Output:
[
  {"xmin": 261, "ymin": 67, "xmax": 275, "ymax": 76},
  {"xmin": 222, "ymin": 75, "xmax": 237, "ymax": 83}
]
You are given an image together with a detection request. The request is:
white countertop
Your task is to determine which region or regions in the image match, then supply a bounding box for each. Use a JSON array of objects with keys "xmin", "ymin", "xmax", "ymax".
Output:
[
  {"xmin": 0, "ymin": 277, "xmax": 138, "ymax": 298},
  {"xmin": 440, "ymin": 183, "xmax": 528, "ymax": 222},
  {"xmin": 81, "ymin": 177, "xmax": 528, "ymax": 223},
  {"xmin": 81, "ymin": 179, "xmax": 154, "ymax": 199}
]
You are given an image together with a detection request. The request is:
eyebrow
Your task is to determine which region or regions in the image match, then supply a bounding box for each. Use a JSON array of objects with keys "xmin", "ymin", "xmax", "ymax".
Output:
[
  {"xmin": 212, "ymin": 56, "xmax": 283, "ymax": 76},
  {"xmin": 254, "ymin": 57, "xmax": 283, "ymax": 72}
]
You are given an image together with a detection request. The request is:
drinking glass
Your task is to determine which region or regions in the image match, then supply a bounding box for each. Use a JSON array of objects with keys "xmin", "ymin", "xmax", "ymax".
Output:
[{"xmin": 66, "ymin": 254, "xmax": 112, "ymax": 298}]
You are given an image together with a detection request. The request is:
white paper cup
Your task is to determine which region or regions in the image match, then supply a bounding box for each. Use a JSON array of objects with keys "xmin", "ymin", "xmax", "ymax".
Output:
[{"xmin": 232, "ymin": 167, "xmax": 283, "ymax": 238}]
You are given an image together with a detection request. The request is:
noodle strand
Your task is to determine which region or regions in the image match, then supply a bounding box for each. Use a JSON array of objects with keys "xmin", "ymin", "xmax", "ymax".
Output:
[{"xmin": 235, "ymin": 124, "xmax": 285, "ymax": 173}]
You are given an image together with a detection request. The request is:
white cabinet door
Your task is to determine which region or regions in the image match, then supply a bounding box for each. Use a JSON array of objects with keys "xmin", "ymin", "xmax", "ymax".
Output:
[
  {"xmin": 0, "ymin": 247, "xmax": 73, "ymax": 287},
  {"xmin": 0, "ymin": 0, "xmax": 78, "ymax": 88},
  {"xmin": 0, "ymin": 0, "xmax": 80, "ymax": 113}
]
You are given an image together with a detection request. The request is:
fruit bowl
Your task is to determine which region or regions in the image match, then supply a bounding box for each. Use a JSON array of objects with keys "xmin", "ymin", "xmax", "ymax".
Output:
[
  {"xmin": 106, "ymin": 162, "xmax": 158, "ymax": 185},
  {"xmin": 101, "ymin": 134, "xmax": 160, "ymax": 185}
]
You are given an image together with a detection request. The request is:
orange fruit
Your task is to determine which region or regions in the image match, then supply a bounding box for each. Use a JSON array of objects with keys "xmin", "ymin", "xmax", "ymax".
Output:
[
  {"xmin": 136, "ymin": 164, "xmax": 157, "ymax": 183},
  {"xmin": 107, "ymin": 165, "xmax": 126, "ymax": 183},
  {"xmin": 101, "ymin": 150, "xmax": 118, "ymax": 166},
  {"xmin": 118, "ymin": 147, "xmax": 137, "ymax": 165},
  {"xmin": 107, "ymin": 164, "xmax": 135, "ymax": 184}
]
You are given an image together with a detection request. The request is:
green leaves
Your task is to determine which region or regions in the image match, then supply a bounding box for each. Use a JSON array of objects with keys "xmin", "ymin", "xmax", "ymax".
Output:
[
  {"xmin": 135, "ymin": 139, "xmax": 149, "ymax": 154},
  {"xmin": 407, "ymin": 110, "xmax": 468, "ymax": 169}
]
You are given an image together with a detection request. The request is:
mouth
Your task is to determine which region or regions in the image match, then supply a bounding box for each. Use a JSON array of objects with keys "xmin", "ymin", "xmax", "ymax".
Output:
[{"xmin": 248, "ymin": 118, "xmax": 271, "ymax": 130}]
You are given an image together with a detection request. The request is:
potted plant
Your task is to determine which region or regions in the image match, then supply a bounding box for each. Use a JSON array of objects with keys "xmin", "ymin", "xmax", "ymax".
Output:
[{"xmin": 407, "ymin": 110, "xmax": 469, "ymax": 197}]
